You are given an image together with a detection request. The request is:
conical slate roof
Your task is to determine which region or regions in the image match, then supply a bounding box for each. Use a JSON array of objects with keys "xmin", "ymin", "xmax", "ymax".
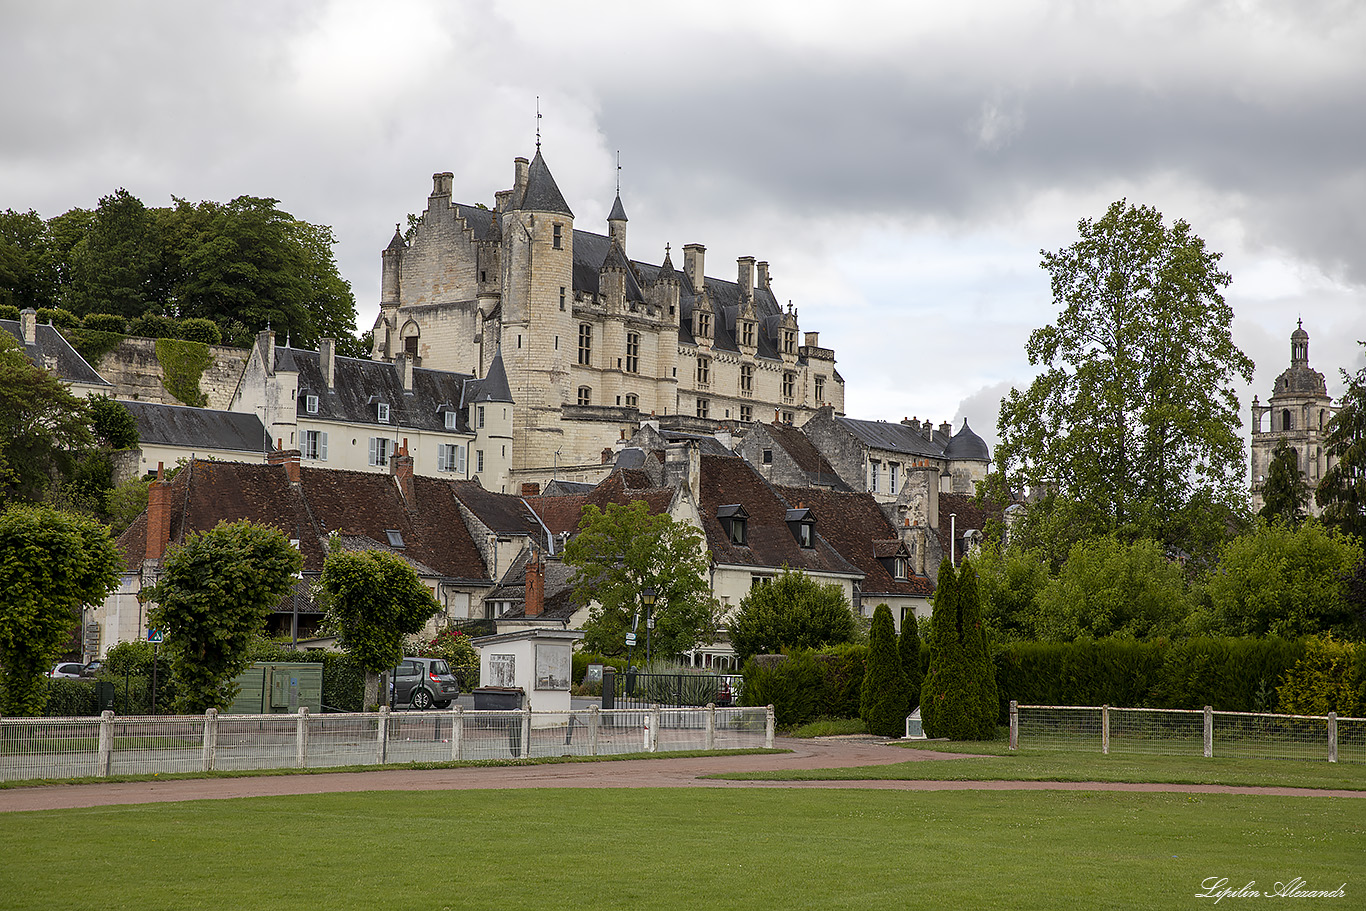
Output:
[
  {"xmin": 476, "ymin": 347, "xmax": 514, "ymax": 403},
  {"xmin": 943, "ymin": 420, "xmax": 990, "ymax": 461},
  {"xmin": 520, "ymin": 150, "xmax": 573, "ymax": 217},
  {"xmin": 608, "ymin": 193, "xmax": 628, "ymax": 222}
]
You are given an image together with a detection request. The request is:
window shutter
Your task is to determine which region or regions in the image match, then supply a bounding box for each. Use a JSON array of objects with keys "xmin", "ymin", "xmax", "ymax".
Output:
[
  {"xmin": 369, "ymin": 437, "xmax": 377, "ymax": 466},
  {"xmin": 458, "ymin": 444, "xmax": 467, "ymax": 474},
  {"xmin": 319, "ymin": 432, "xmax": 328, "ymax": 461}
]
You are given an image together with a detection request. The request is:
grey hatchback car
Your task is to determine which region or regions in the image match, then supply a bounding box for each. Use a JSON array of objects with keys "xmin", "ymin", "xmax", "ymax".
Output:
[{"xmin": 392, "ymin": 657, "xmax": 461, "ymax": 710}]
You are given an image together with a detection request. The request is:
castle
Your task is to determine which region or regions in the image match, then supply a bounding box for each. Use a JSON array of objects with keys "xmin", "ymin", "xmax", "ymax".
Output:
[
  {"xmin": 370, "ymin": 148, "xmax": 844, "ymax": 484},
  {"xmin": 1250, "ymin": 321, "xmax": 1337, "ymax": 516}
]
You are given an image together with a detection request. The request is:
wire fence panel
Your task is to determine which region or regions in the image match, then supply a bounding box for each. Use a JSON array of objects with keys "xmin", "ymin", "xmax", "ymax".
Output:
[
  {"xmin": 1109, "ymin": 708, "xmax": 1206, "ymax": 756},
  {"xmin": 1339, "ymin": 718, "xmax": 1366, "ymax": 763},
  {"xmin": 0, "ymin": 717, "xmax": 103, "ymax": 781},
  {"xmin": 214, "ymin": 715, "xmax": 304, "ymax": 771},
  {"xmin": 108, "ymin": 716, "xmax": 205, "ymax": 776},
  {"xmin": 1213, "ymin": 712, "xmax": 1330, "ymax": 762},
  {"xmin": 714, "ymin": 707, "xmax": 768, "ymax": 749},
  {"xmin": 1015, "ymin": 706, "xmax": 1104, "ymax": 752},
  {"xmin": 305, "ymin": 714, "xmax": 380, "ymax": 768}
]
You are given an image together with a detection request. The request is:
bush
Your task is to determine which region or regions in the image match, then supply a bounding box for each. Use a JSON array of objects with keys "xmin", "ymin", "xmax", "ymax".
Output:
[
  {"xmin": 177, "ymin": 317, "xmax": 222, "ymax": 345},
  {"xmin": 814, "ymin": 644, "xmax": 867, "ymax": 719},
  {"xmin": 741, "ymin": 652, "xmax": 822, "ymax": 727},
  {"xmin": 42, "ymin": 678, "xmax": 96, "ymax": 716},
  {"xmin": 573, "ymin": 652, "xmax": 628, "ymax": 686},
  {"xmin": 82, "ymin": 313, "xmax": 128, "ymax": 333},
  {"xmin": 1277, "ymin": 637, "xmax": 1366, "ymax": 716},
  {"xmin": 128, "ymin": 313, "xmax": 177, "ymax": 339},
  {"xmin": 861, "ymin": 604, "xmax": 909, "ymax": 737},
  {"xmin": 36, "ymin": 306, "xmax": 80, "ymax": 329},
  {"xmin": 0, "ymin": 304, "xmax": 20, "ymax": 321}
]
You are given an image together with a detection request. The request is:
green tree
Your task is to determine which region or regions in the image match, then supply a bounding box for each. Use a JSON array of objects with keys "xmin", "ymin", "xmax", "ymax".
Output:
[
  {"xmin": 921, "ymin": 560, "xmax": 997, "ymax": 740},
  {"xmin": 147, "ymin": 520, "xmax": 302, "ymax": 713},
  {"xmin": 1199, "ymin": 519, "xmax": 1362, "ymax": 640},
  {"xmin": 1316, "ymin": 345, "xmax": 1366, "ymax": 539},
  {"xmin": 728, "ymin": 567, "xmax": 857, "ymax": 664},
  {"xmin": 971, "ymin": 539, "xmax": 1052, "ymax": 639},
  {"xmin": 994, "ymin": 200, "xmax": 1254, "ymax": 560},
  {"xmin": 64, "ymin": 189, "xmax": 168, "ymax": 318},
  {"xmin": 0, "ymin": 505, "xmax": 121, "ymax": 715},
  {"xmin": 1260, "ymin": 439, "xmax": 1310, "ymax": 527},
  {"xmin": 860, "ymin": 604, "xmax": 909, "ymax": 737},
  {"xmin": 88, "ymin": 394, "xmax": 139, "ymax": 450},
  {"xmin": 563, "ymin": 500, "xmax": 721, "ymax": 661},
  {"xmin": 413, "ymin": 627, "xmax": 480, "ymax": 688},
  {"xmin": 321, "ymin": 549, "xmax": 439, "ymax": 708},
  {"xmin": 1032, "ymin": 537, "xmax": 1191, "ymax": 641},
  {"xmin": 0, "ymin": 333, "xmax": 92, "ymax": 503},
  {"xmin": 898, "ymin": 608, "xmax": 923, "ymax": 711}
]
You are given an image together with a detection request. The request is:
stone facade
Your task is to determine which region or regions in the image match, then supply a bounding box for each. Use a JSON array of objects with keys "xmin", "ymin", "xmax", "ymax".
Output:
[
  {"xmin": 1250, "ymin": 322, "xmax": 1338, "ymax": 515},
  {"xmin": 371, "ymin": 149, "xmax": 844, "ymax": 489},
  {"xmin": 93, "ymin": 337, "xmax": 248, "ymax": 409}
]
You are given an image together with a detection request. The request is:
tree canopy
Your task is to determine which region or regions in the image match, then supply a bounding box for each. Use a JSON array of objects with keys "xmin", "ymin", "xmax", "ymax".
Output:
[
  {"xmin": 727, "ymin": 567, "xmax": 857, "ymax": 663},
  {"xmin": 0, "ymin": 334, "xmax": 92, "ymax": 504},
  {"xmin": 0, "ymin": 505, "xmax": 121, "ymax": 715},
  {"xmin": 1032, "ymin": 537, "xmax": 1191, "ymax": 641},
  {"xmin": 562, "ymin": 500, "xmax": 721, "ymax": 661},
  {"xmin": 994, "ymin": 200, "xmax": 1254, "ymax": 561},
  {"xmin": 1316, "ymin": 344, "xmax": 1366, "ymax": 540},
  {"xmin": 147, "ymin": 519, "xmax": 302, "ymax": 713}
]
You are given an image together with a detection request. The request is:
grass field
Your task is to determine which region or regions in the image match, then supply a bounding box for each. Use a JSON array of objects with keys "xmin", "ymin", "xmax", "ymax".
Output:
[
  {"xmin": 2, "ymin": 787, "xmax": 1361, "ymax": 910},
  {"xmin": 716, "ymin": 740, "xmax": 1366, "ymax": 791}
]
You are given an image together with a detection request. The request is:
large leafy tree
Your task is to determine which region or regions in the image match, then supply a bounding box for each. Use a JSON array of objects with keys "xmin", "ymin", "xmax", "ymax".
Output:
[
  {"xmin": 64, "ymin": 189, "xmax": 168, "ymax": 318},
  {"xmin": 1032, "ymin": 537, "xmax": 1191, "ymax": 641},
  {"xmin": 1198, "ymin": 519, "xmax": 1362, "ymax": 640},
  {"xmin": 995, "ymin": 200, "xmax": 1254, "ymax": 560},
  {"xmin": 1260, "ymin": 439, "xmax": 1310, "ymax": 527},
  {"xmin": 563, "ymin": 500, "xmax": 721, "ymax": 661},
  {"xmin": 1316, "ymin": 344, "xmax": 1366, "ymax": 540},
  {"xmin": 321, "ymin": 549, "xmax": 439, "ymax": 708},
  {"xmin": 0, "ymin": 334, "xmax": 92, "ymax": 503},
  {"xmin": 0, "ymin": 505, "xmax": 121, "ymax": 715},
  {"xmin": 147, "ymin": 520, "xmax": 302, "ymax": 713},
  {"xmin": 727, "ymin": 567, "xmax": 856, "ymax": 664}
]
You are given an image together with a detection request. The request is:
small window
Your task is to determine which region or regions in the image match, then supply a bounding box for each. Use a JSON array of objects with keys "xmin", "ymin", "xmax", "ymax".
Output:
[
  {"xmin": 444, "ymin": 410, "xmax": 458, "ymax": 430},
  {"xmin": 696, "ymin": 397, "xmax": 710, "ymax": 419},
  {"xmin": 696, "ymin": 357, "xmax": 710, "ymax": 386},
  {"xmin": 480, "ymin": 270, "xmax": 487, "ymax": 283},
  {"xmin": 476, "ymin": 449, "xmax": 485, "ymax": 472},
  {"xmin": 578, "ymin": 324, "xmax": 592, "ymax": 365},
  {"xmin": 741, "ymin": 321, "xmax": 755, "ymax": 347},
  {"xmin": 890, "ymin": 463, "xmax": 899, "ymax": 495},
  {"xmin": 625, "ymin": 393, "xmax": 638, "ymax": 408},
  {"xmin": 870, "ymin": 461, "xmax": 880, "ymax": 493},
  {"xmin": 815, "ymin": 375, "xmax": 825, "ymax": 404},
  {"xmin": 782, "ymin": 372, "xmax": 795, "ymax": 401},
  {"xmin": 385, "ymin": 530, "xmax": 404, "ymax": 548},
  {"xmin": 377, "ymin": 402, "xmax": 390, "ymax": 423},
  {"xmin": 478, "ymin": 405, "xmax": 485, "ymax": 429},
  {"xmin": 739, "ymin": 405, "xmax": 752, "ymax": 423},
  {"xmin": 718, "ymin": 505, "xmax": 748, "ymax": 546},
  {"xmin": 696, "ymin": 312, "xmax": 711, "ymax": 338},
  {"xmin": 894, "ymin": 556, "xmax": 909, "ymax": 580},
  {"xmin": 305, "ymin": 394, "xmax": 318, "ymax": 414},
  {"xmin": 762, "ymin": 448, "xmax": 773, "ymax": 464},
  {"xmin": 625, "ymin": 332, "xmax": 640, "ymax": 373},
  {"xmin": 781, "ymin": 411, "xmax": 794, "ymax": 424},
  {"xmin": 560, "ymin": 286, "xmax": 566, "ymax": 311},
  {"xmin": 740, "ymin": 364, "xmax": 753, "ymax": 394},
  {"xmin": 404, "ymin": 336, "xmax": 418, "ymax": 358},
  {"xmin": 302, "ymin": 430, "xmax": 328, "ymax": 461},
  {"xmin": 369, "ymin": 437, "xmax": 392, "ymax": 467},
  {"xmin": 578, "ymin": 386, "xmax": 592, "ymax": 406},
  {"xmin": 553, "ymin": 224, "xmax": 563, "ymax": 249},
  {"xmin": 438, "ymin": 443, "xmax": 466, "ymax": 473}
]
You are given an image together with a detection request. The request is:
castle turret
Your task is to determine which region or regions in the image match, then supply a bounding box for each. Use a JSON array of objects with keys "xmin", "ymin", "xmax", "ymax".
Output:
[
  {"xmin": 608, "ymin": 192, "xmax": 628, "ymax": 255},
  {"xmin": 1250, "ymin": 320, "xmax": 1335, "ymax": 515},
  {"xmin": 381, "ymin": 224, "xmax": 405, "ymax": 306}
]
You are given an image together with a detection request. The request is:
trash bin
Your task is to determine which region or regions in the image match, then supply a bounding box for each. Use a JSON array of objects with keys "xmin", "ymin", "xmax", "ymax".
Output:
[{"xmin": 473, "ymin": 687, "xmax": 525, "ymax": 757}]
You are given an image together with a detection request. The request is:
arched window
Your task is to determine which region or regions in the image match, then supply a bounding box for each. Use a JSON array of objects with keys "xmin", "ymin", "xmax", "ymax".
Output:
[{"xmin": 1282, "ymin": 409, "xmax": 1293, "ymax": 431}]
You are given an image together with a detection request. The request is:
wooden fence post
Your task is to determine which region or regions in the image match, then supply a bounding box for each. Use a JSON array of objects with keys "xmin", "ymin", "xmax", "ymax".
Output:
[
  {"xmin": 296, "ymin": 707, "xmax": 309, "ymax": 769},
  {"xmin": 1101, "ymin": 705, "xmax": 1110, "ymax": 755},
  {"xmin": 97, "ymin": 710, "xmax": 114, "ymax": 777},
  {"xmin": 1328, "ymin": 712, "xmax": 1338, "ymax": 764},
  {"xmin": 450, "ymin": 705, "xmax": 464, "ymax": 762},
  {"xmin": 377, "ymin": 706, "xmax": 390, "ymax": 765},
  {"xmin": 1203, "ymin": 706, "xmax": 1213, "ymax": 758}
]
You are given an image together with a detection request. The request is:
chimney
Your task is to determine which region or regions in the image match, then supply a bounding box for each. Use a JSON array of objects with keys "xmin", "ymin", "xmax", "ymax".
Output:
[
  {"xmin": 400, "ymin": 353, "xmax": 414, "ymax": 392},
  {"xmin": 804, "ymin": 331, "xmax": 820, "ymax": 348},
  {"xmin": 268, "ymin": 448, "xmax": 302, "ymax": 484},
  {"xmin": 145, "ymin": 463, "xmax": 172, "ymax": 562},
  {"xmin": 525, "ymin": 549, "xmax": 545, "ymax": 618},
  {"xmin": 257, "ymin": 329, "xmax": 276, "ymax": 376},
  {"xmin": 391, "ymin": 440, "xmax": 415, "ymax": 505},
  {"xmin": 19, "ymin": 308, "xmax": 37, "ymax": 345},
  {"xmin": 757, "ymin": 261, "xmax": 770, "ymax": 292},
  {"xmin": 431, "ymin": 171, "xmax": 453, "ymax": 197},
  {"xmin": 514, "ymin": 157, "xmax": 529, "ymax": 200},
  {"xmin": 737, "ymin": 256, "xmax": 755, "ymax": 301},
  {"xmin": 683, "ymin": 244, "xmax": 706, "ymax": 292},
  {"xmin": 319, "ymin": 338, "xmax": 335, "ymax": 390},
  {"xmin": 521, "ymin": 482, "xmax": 540, "ymax": 497},
  {"xmin": 940, "ymin": 421, "xmax": 952, "ymax": 436},
  {"xmin": 601, "ymin": 447, "xmax": 613, "ymax": 465}
]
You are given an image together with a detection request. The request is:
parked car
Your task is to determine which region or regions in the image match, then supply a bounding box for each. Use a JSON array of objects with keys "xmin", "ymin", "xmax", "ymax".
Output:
[
  {"xmin": 83, "ymin": 660, "xmax": 104, "ymax": 677},
  {"xmin": 392, "ymin": 657, "xmax": 461, "ymax": 710},
  {"xmin": 48, "ymin": 662, "xmax": 87, "ymax": 679}
]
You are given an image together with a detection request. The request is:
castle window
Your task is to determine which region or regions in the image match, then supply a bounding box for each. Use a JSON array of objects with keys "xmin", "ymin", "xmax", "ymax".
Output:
[
  {"xmin": 304, "ymin": 394, "xmax": 318, "ymax": 415},
  {"xmin": 405, "ymin": 336, "xmax": 418, "ymax": 358},
  {"xmin": 740, "ymin": 364, "xmax": 753, "ymax": 395},
  {"xmin": 1282, "ymin": 409, "xmax": 1293, "ymax": 431},
  {"xmin": 625, "ymin": 332, "xmax": 640, "ymax": 373},
  {"xmin": 480, "ymin": 270, "xmax": 486, "ymax": 283},
  {"xmin": 302, "ymin": 430, "xmax": 327, "ymax": 461},
  {"xmin": 696, "ymin": 397, "xmax": 710, "ymax": 419},
  {"xmin": 625, "ymin": 393, "xmax": 638, "ymax": 408},
  {"xmin": 783, "ymin": 329, "xmax": 796, "ymax": 354},
  {"xmin": 578, "ymin": 324, "xmax": 592, "ymax": 365},
  {"xmin": 696, "ymin": 357, "xmax": 710, "ymax": 387},
  {"xmin": 781, "ymin": 411, "xmax": 794, "ymax": 424},
  {"xmin": 741, "ymin": 321, "xmax": 755, "ymax": 347},
  {"xmin": 696, "ymin": 312, "xmax": 711, "ymax": 338},
  {"xmin": 377, "ymin": 402, "xmax": 390, "ymax": 423},
  {"xmin": 553, "ymin": 224, "xmax": 563, "ymax": 249},
  {"xmin": 782, "ymin": 372, "xmax": 795, "ymax": 401},
  {"xmin": 815, "ymin": 375, "xmax": 825, "ymax": 404},
  {"xmin": 739, "ymin": 405, "xmax": 752, "ymax": 423},
  {"xmin": 560, "ymin": 286, "xmax": 566, "ymax": 311},
  {"xmin": 478, "ymin": 405, "xmax": 485, "ymax": 429},
  {"xmin": 578, "ymin": 386, "xmax": 592, "ymax": 406}
]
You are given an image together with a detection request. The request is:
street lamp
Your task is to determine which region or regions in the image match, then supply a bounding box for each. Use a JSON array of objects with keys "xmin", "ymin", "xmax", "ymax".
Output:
[{"xmin": 642, "ymin": 587, "xmax": 657, "ymax": 667}]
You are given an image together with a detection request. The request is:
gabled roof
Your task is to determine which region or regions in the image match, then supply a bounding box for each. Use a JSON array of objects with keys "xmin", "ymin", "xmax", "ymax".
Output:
[
  {"xmin": 121, "ymin": 401, "xmax": 270, "ymax": 455},
  {"xmin": 775, "ymin": 485, "xmax": 933, "ymax": 597},
  {"xmin": 1, "ymin": 317, "xmax": 111, "ymax": 388},
  {"xmin": 449, "ymin": 480, "xmax": 546, "ymax": 538},
  {"xmin": 287, "ymin": 348, "xmax": 480, "ymax": 433},
  {"xmin": 834, "ymin": 417, "xmax": 947, "ymax": 459},
  {"xmin": 525, "ymin": 472, "xmax": 674, "ymax": 537},
  {"xmin": 760, "ymin": 421, "xmax": 850, "ymax": 489},
  {"xmin": 518, "ymin": 149, "xmax": 573, "ymax": 216},
  {"xmin": 484, "ymin": 550, "xmax": 580, "ymax": 621}
]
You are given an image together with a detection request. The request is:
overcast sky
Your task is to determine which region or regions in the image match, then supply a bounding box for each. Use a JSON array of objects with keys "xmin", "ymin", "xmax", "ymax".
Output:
[{"xmin": 3, "ymin": 0, "xmax": 1363, "ymax": 461}]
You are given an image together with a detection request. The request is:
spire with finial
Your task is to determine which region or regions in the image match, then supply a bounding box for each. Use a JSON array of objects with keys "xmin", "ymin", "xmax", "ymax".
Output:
[{"xmin": 535, "ymin": 95, "xmax": 542, "ymax": 151}]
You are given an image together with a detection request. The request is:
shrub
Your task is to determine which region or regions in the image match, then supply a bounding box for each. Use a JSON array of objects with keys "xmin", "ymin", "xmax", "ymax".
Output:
[
  {"xmin": 176, "ymin": 317, "xmax": 222, "ymax": 345},
  {"xmin": 729, "ymin": 568, "xmax": 856, "ymax": 663},
  {"xmin": 1277, "ymin": 637, "xmax": 1366, "ymax": 716},
  {"xmin": 0, "ymin": 304, "xmax": 20, "ymax": 321},
  {"xmin": 35, "ymin": 306, "xmax": 80, "ymax": 329},
  {"xmin": 899, "ymin": 610, "xmax": 923, "ymax": 711},
  {"xmin": 128, "ymin": 313, "xmax": 177, "ymax": 339},
  {"xmin": 42, "ymin": 678, "xmax": 97, "ymax": 716},
  {"xmin": 82, "ymin": 313, "xmax": 128, "ymax": 333},
  {"xmin": 814, "ymin": 643, "xmax": 867, "ymax": 719},
  {"xmin": 861, "ymin": 604, "xmax": 909, "ymax": 737},
  {"xmin": 741, "ymin": 652, "xmax": 821, "ymax": 727},
  {"xmin": 573, "ymin": 652, "xmax": 628, "ymax": 686}
]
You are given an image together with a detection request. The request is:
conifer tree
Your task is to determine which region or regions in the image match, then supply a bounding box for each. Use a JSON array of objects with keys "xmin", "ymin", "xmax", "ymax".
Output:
[
  {"xmin": 860, "ymin": 603, "xmax": 909, "ymax": 737},
  {"xmin": 918, "ymin": 559, "xmax": 957, "ymax": 738},
  {"xmin": 899, "ymin": 610, "xmax": 923, "ymax": 711},
  {"xmin": 958, "ymin": 562, "xmax": 1000, "ymax": 736},
  {"xmin": 921, "ymin": 559, "xmax": 998, "ymax": 739}
]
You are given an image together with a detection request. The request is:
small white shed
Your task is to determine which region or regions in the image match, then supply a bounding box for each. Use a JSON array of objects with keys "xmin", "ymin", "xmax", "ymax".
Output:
[{"xmin": 471, "ymin": 628, "xmax": 584, "ymax": 715}]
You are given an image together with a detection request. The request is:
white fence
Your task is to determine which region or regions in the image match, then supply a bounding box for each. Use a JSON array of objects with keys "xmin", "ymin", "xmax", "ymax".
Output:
[
  {"xmin": 0, "ymin": 704, "xmax": 775, "ymax": 783},
  {"xmin": 1008, "ymin": 702, "xmax": 1365, "ymax": 763}
]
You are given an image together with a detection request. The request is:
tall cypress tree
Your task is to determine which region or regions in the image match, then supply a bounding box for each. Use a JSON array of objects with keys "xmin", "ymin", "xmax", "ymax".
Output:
[
  {"xmin": 899, "ymin": 610, "xmax": 923, "ymax": 711},
  {"xmin": 919, "ymin": 559, "xmax": 958, "ymax": 738},
  {"xmin": 957, "ymin": 562, "xmax": 999, "ymax": 738},
  {"xmin": 860, "ymin": 603, "xmax": 909, "ymax": 737},
  {"xmin": 922, "ymin": 558, "xmax": 999, "ymax": 739}
]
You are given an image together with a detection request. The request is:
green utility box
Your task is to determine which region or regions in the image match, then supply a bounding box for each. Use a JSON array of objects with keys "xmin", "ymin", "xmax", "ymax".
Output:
[{"xmin": 227, "ymin": 662, "xmax": 323, "ymax": 714}]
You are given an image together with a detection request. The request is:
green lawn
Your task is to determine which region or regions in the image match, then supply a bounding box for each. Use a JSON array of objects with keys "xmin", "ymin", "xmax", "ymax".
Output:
[
  {"xmin": 2, "ymin": 788, "xmax": 1361, "ymax": 910},
  {"xmin": 713, "ymin": 739, "xmax": 1366, "ymax": 791}
]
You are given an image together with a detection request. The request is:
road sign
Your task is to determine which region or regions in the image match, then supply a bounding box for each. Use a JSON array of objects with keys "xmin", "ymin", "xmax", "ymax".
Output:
[
  {"xmin": 625, "ymin": 632, "xmax": 637, "ymax": 646},
  {"xmin": 147, "ymin": 629, "xmax": 164, "ymax": 644}
]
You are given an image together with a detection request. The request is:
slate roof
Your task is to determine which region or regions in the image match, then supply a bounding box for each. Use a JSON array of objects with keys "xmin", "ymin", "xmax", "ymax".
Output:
[
  {"xmin": 518, "ymin": 149, "xmax": 573, "ymax": 216},
  {"xmin": 485, "ymin": 550, "xmax": 581, "ymax": 622},
  {"xmin": 608, "ymin": 193, "xmax": 628, "ymax": 222},
  {"xmin": 776, "ymin": 485, "xmax": 933, "ymax": 597},
  {"xmin": 121, "ymin": 401, "xmax": 270, "ymax": 455},
  {"xmin": 942, "ymin": 420, "xmax": 990, "ymax": 462},
  {"xmin": 1, "ymin": 317, "xmax": 111, "ymax": 387},
  {"xmin": 116, "ymin": 460, "xmax": 490, "ymax": 583},
  {"xmin": 526, "ymin": 473, "xmax": 675, "ymax": 537},
  {"xmin": 698, "ymin": 454, "xmax": 859, "ymax": 576},
  {"xmin": 449, "ymin": 481, "xmax": 546, "ymax": 538},
  {"xmin": 762, "ymin": 422, "xmax": 850, "ymax": 489},
  {"xmin": 467, "ymin": 348, "xmax": 513, "ymax": 403},
  {"xmin": 936, "ymin": 492, "xmax": 1000, "ymax": 561},
  {"xmin": 285, "ymin": 348, "xmax": 484, "ymax": 433},
  {"xmin": 834, "ymin": 417, "xmax": 947, "ymax": 459}
]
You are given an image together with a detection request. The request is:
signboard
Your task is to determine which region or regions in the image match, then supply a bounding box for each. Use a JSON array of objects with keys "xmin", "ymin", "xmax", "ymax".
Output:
[
  {"xmin": 625, "ymin": 632, "xmax": 637, "ymax": 646},
  {"xmin": 489, "ymin": 653, "xmax": 515, "ymax": 688},
  {"xmin": 147, "ymin": 629, "xmax": 164, "ymax": 644},
  {"xmin": 535, "ymin": 643, "xmax": 571, "ymax": 691},
  {"xmin": 584, "ymin": 664, "xmax": 604, "ymax": 684}
]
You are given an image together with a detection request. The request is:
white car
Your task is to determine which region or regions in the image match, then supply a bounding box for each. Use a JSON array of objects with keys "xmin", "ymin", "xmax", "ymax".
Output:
[{"xmin": 48, "ymin": 662, "xmax": 87, "ymax": 679}]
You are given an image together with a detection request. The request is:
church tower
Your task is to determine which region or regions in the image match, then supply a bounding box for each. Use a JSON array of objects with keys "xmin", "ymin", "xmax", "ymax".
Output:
[{"xmin": 1250, "ymin": 321, "xmax": 1337, "ymax": 515}]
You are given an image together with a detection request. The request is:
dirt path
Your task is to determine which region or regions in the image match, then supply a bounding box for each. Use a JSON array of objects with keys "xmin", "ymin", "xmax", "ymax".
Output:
[{"xmin": 3, "ymin": 737, "xmax": 1362, "ymax": 813}]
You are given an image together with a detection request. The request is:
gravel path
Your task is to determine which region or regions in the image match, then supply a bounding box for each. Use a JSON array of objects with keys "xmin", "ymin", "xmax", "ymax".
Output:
[{"xmin": 3, "ymin": 737, "xmax": 1362, "ymax": 813}]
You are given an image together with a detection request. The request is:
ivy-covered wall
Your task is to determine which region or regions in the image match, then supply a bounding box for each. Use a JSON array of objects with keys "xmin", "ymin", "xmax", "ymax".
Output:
[{"xmin": 154, "ymin": 338, "xmax": 212, "ymax": 407}]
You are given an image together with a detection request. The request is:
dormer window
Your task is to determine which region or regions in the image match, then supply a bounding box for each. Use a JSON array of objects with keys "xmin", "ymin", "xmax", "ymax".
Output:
[
  {"xmin": 741, "ymin": 321, "xmax": 755, "ymax": 347},
  {"xmin": 783, "ymin": 329, "xmax": 796, "ymax": 354},
  {"xmin": 444, "ymin": 410, "xmax": 458, "ymax": 431},
  {"xmin": 894, "ymin": 556, "xmax": 909, "ymax": 580},
  {"xmin": 786, "ymin": 508, "xmax": 814, "ymax": 549},
  {"xmin": 377, "ymin": 402, "xmax": 390, "ymax": 423},
  {"xmin": 717, "ymin": 504, "xmax": 748, "ymax": 546},
  {"xmin": 696, "ymin": 312, "xmax": 711, "ymax": 338},
  {"xmin": 305, "ymin": 394, "xmax": 318, "ymax": 415}
]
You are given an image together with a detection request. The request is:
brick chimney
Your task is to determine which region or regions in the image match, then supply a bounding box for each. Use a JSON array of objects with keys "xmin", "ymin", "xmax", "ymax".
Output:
[
  {"xmin": 268, "ymin": 449, "xmax": 302, "ymax": 484},
  {"xmin": 525, "ymin": 549, "xmax": 545, "ymax": 618},
  {"xmin": 737, "ymin": 256, "xmax": 755, "ymax": 302},
  {"xmin": 319, "ymin": 337, "xmax": 335, "ymax": 390},
  {"xmin": 145, "ymin": 463, "xmax": 172, "ymax": 562},
  {"xmin": 391, "ymin": 439, "xmax": 415, "ymax": 505},
  {"xmin": 521, "ymin": 482, "xmax": 540, "ymax": 497},
  {"xmin": 19, "ymin": 308, "xmax": 37, "ymax": 346}
]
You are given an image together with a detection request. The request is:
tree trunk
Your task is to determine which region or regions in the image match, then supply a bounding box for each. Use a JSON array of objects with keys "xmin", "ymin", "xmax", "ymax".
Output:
[{"xmin": 363, "ymin": 670, "xmax": 380, "ymax": 711}]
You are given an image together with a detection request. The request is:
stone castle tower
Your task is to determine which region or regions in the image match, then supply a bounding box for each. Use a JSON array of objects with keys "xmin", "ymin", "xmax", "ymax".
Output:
[
  {"xmin": 1250, "ymin": 321, "xmax": 1337, "ymax": 515},
  {"xmin": 371, "ymin": 148, "xmax": 844, "ymax": 482}
]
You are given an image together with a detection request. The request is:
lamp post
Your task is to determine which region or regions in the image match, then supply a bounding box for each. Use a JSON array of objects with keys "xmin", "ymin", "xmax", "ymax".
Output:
[{"xmin": 642, "ymin": 586, "xmax": 656, "ymax": 667}]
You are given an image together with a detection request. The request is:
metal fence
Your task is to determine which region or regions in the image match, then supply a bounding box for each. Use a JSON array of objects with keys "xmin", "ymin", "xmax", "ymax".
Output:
[
  {"xmin": 1008, "ymin": 702, "xmax": 1365, "ymax": 763},
  {"xmin": 0, "ymin": 704, "xmax": 775, "ymax": 783},
  {"xmin": 606, "ymin": 671, "xmax": 744, "ymax": 710}
]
